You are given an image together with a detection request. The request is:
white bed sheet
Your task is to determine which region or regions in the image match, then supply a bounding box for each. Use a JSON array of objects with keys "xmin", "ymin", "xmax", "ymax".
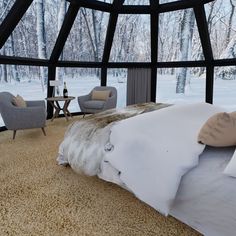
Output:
[
  {"xmin": 171, "ymin": 146, "xmax": 236, "ymax": 236},
  {"xmin": 99, "ymin": 146, "xmax": 236, "ymax": 236}
]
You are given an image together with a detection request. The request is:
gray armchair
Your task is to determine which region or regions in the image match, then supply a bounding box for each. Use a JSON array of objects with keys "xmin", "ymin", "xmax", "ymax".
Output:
[
  {"xmin": 0, "ymin": 92, "xmax": 47, "ymax": 139},
  {"xmin": 78, "ymin": 86, "xmax": 117, "ymax": 116}
]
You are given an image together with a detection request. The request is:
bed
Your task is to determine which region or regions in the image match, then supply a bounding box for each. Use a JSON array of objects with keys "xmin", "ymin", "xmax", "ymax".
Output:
[{"xmin": 57, "ymin": 102, "xmax": 236, "ymax": 236}]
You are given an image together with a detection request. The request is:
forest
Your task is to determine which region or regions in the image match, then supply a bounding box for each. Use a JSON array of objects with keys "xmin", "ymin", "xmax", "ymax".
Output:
[{"xmin": 0, "ymin": 0, "xmax": 236, "ymax": 94}]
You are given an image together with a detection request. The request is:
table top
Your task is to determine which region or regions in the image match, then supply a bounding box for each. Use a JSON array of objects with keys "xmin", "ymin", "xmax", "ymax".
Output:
[{"xmin": 46, "ymin": 96, "xmax": 75, "ymax": 101}]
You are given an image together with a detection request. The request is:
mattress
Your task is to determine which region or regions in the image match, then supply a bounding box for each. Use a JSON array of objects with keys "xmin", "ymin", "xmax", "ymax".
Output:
[{"xmin": 99, "ymin": 146, "xmax": 236, "ymax": 236}]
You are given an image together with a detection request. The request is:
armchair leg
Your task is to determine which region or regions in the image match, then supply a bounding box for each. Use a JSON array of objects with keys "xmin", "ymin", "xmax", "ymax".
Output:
[
  {"xmin": 41, "ymin": 127, "xmax": 46, "ymax": 136},
  {"xmin": 13, "ymin": 130, "xmax": 17, "ymax": 140}
]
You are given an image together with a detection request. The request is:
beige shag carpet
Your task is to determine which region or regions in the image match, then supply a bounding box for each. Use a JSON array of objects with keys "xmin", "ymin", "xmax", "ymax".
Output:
[{"xmin": 0, "ymin": 117, "xmax": 201, "ymax": 236}]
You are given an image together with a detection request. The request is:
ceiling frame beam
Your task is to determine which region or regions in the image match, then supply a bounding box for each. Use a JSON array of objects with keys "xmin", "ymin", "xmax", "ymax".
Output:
[
  {"xmin": 2, "ymin": 57, "xmax": 236, "ymax": 68},
  {"xmin": 150, "ymin": 0, "xmax": 159, "ymax": 102},
  {"xmin": 194, "ymin": 4, "xmax": 214, "ymax": 103},
  {"xmin": 194, "ymin": 5, "xmax": 213, "ymax": 63},
  {"xmin": 158, "ymin": 0, "xmax": 213, "ymax": 13},
  {"xmin": 67, "ymin": 0, "xmax": 112, "ymax": 12},
  {"xmin": 50, "ymin": 3, "xmax": 80, "ymax": 64},
  {"xmin": 0, "ymin": 0, "xmax": 33, "ymax": 49},
  {"xmin": 0, "ymin": 55, "xmax": 48, "ymax": 66},
  {"xmin": 101, "ymin": 0, "xmax": 125, "ymax": 86},
  {"xmin": 66, "ymin": 0, "xmax": 214, "ymax": 14}
]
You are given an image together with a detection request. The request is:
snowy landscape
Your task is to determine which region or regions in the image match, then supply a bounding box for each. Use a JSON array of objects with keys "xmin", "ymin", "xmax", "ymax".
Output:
[
  {"xmin": 1, "ymin": 0, "xmax": 236, "ymax": 126},
  {"xmin": 1, "ymin": 72, "xmax": 236, "ymax": 127}
]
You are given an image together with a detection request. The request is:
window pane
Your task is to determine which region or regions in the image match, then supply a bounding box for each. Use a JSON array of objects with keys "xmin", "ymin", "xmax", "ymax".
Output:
[
  {"xmin": 56, "ymin": 68, "xmax": 101, "ymax": 113},
  {"xmin": 158, "ymin": 9, "xmax": 204, "ymax": 62},
  {"xmin": 0, "ymin": 0, "xmax": 17, "ymax": 24},
  {"xmin": 0, "ymin": 65, "xmax": 47, "ymax": 127},
  {"xmin": 159, "ymin": 0, "xmax": 183, "ymax": 3},
  {"xmin": 213, "ymin": 66, "xmax": 236, "ymax": 110},
  {"xmin": 0, "ymin": 0, "xmax": 67, "ymax": 59},
  {"xmin": 97, "ymin": 0, "xmax": 113, "ymax": 2},
  {"xmin": 110, "ymin": 14, "xmax": 151, "ymax": 62},
  {"xmin": 156, "ymin": 67, "xmax": 206, "ymax": 104},
  {"xmin": 205, "ymin": 0, "xmax": 236, "ymax": 59},
  {"xmin": 62, "ymin": 8, "xmax": 109, "ymax": 62},
  {"xmin": 107, "ymin": 69, "xmax": 127, "ymax": 108},
  {"xmin": 124, "ymin": 0, "xmax": 149, "ymax": 5}
]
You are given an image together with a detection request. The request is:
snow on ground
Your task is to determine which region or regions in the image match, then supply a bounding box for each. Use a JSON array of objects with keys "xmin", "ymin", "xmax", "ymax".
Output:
[{"xmin": 1, "ymin": 74, "xmax": 236, "ymax": 127}]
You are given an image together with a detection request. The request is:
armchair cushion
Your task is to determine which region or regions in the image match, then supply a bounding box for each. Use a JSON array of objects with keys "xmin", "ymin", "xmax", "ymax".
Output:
[
  {"xmin": 12, "ymin": 95, "xmax": 27, "ymax": 108},
  {"xmin": 83, "ymin": 100, "xmax": 105, "ymax": 109},
  {"xmin": 91, "ymin": 90, "xmax": 110, "ymax": 101}
]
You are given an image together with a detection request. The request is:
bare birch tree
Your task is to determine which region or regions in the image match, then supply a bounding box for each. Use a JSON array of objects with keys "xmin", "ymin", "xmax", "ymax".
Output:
[
  {"xmin": 55, "ymin": 0, "xmax": 67, "ymax": 94},
  {"xmin": 36, "ymin": 0, "xmax": 47, "ymax": 90},
  {"xmin": 176, "ymin": 9, "xmax": 195, "ymax": 93},
  {"xmin": 217, "ymin": 0, "xmax": 236, "ymax": 80}
]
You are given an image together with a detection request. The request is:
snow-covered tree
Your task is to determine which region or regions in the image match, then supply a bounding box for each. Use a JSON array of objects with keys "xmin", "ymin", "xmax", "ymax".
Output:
[
  {"xmin": 216, "ymin": 0, "xmax": 236, "ymax": 80},
  {"xmin": 176, "ymin": 9, "xmax": 195, "ymax": 93},
  {"xmin": 36, "ymin": 0, "xmax": 47, "ymax": 90},
  {"xmin": 0, "ymin": 0, "xmax": 235, "ymax": 91},
  {"xmin": 56, "ymin": 0, "xmax": 67, "ymax": 94}
]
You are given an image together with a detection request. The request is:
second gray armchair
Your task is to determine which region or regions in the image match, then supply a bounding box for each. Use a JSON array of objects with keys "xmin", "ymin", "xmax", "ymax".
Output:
[{"xmin": 78, "ymin": 86, "xmax": 117, "ymax": 116}]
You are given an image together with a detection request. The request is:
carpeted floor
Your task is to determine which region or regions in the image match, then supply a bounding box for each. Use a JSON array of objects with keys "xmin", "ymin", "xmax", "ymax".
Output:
[{"xmin": 0, "ymin": 117, "xmax": 201, "ymax": 236}]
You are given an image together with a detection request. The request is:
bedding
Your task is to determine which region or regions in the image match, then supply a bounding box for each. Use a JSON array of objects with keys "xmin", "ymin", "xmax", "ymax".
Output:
[
  {"xmin": 102, "ymin": 103, "xmax": 224, "ymax": 215},
  {"xmin": 100, "ymin": 146, "xmax": 236, "ymax": 236},
  {"xmin": 57, "ymin": 102, "xmax": 235, "ymax": 235},
  {"xmin": 171, "ymin": 146, "xmax": 236, "ymax": 236},
  {"xmin": 57, "ymin": 102, "xmax": 170, "ymax": 175},
  {"xmin": 224, "ymin": 148, "xmax": 236, "ymax": 177}
]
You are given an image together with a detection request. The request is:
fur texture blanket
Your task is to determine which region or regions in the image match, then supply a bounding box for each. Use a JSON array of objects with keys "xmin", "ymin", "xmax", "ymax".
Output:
[{"xmin": 57, "ymin": 103, "xmax": 171, "ymax": 175}]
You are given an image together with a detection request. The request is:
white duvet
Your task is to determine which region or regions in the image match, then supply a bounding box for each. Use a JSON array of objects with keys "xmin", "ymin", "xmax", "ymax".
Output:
[
  {"xmin": 58, "ymin": 103, "xmax": 225, "ymax": 216},
  {"xmin": 103, "ymin": 103, "xmax": 225, "ymax": 215}
]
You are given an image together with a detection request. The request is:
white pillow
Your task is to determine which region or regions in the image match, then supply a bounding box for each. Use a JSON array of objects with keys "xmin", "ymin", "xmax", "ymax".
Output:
[{"xmin": 224, "ymin": 149, "xmax": 236, "ymax": 177}]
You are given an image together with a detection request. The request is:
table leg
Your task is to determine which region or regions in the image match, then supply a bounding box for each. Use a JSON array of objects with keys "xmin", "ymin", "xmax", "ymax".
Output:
[
  {"xmin": 66, "ymin": 108, "xmax": 73, "ymax": 118},
  {"xmin": 48, "ymin": 101, "xmax": 56, "ymax": 121},
  {"xmin": 65, "ymin": 100, "xmax": 73, "ymax": 118},
  {"xmin": 63, "ymin": 100, "xmax": 69, "ymax": 121},
  {"xmin": 52, "ymin": 107, "xmax": 60, "ymax": 121},
  {"xmin": 50, "ymin": 100, "xmax": 62, "ymax": 121},
  {"xmin": 48, "ymin": 98, "xmax": 74, "ymax": 122}
]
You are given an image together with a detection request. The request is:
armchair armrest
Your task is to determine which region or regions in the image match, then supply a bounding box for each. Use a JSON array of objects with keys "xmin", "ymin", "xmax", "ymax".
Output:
[
  {"xmin": 77, "ymin": 94, "xmax": 91, "ymax": 112},
  {"xmin": 104, "ymin": 95, "xmax": 117, "ymax": 110},
  {"xmin": 6, "ymin": 106, "xmax": 46, "ymax": 130},
  {"xmin": 78, "ymin": 94, "xmax": 90, "ymax": 103}
]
